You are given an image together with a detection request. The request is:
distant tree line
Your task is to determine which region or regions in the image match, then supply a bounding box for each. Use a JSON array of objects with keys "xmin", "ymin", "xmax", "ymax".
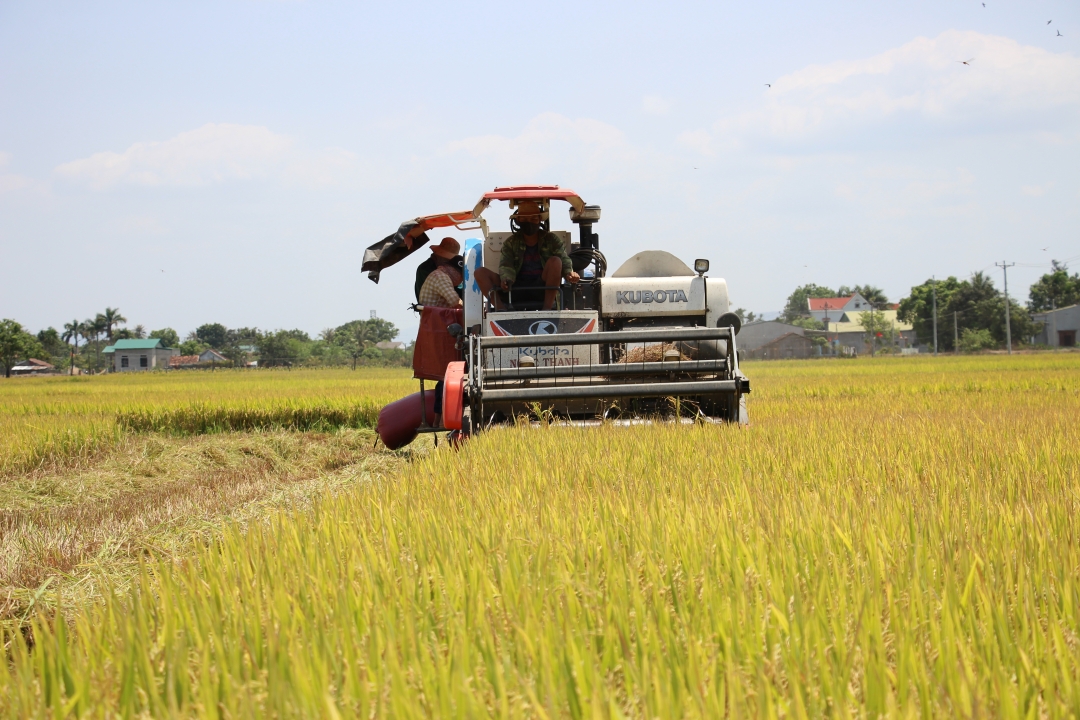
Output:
[
  {"xmin": 1, "ymin": 309, "xmax": 410, "ymax": 376},
  {"xmin": 741, "ymin": 263, "xmax": 1073, "ymax": 354},
  {"xmin": 896, "ymin": 272, "xmax": 1035, "ymax": 352},
  {"xmin": 171, "ymin": 318, "xmax": 408, "ymax": 369}
]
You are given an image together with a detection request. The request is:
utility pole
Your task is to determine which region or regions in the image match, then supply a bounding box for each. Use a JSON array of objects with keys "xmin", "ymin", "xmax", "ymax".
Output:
[
  {"xmin": 954, "ymin": 311, "xmax": 959, "ymax": 352},
  {"xmin": 931, "ymin": 276, "xmax": 938, "ymax": 356},
  {"xmin": 1050, "ymin": 297, "xmax": 1056, "ymax": 347},
  {"xmin": 869, "ymin": 306, "xmax": 876, "ymax": 358},
  {"xmin": 996, "ymin": 261, "xmax": 1015, "ymax": 354}
]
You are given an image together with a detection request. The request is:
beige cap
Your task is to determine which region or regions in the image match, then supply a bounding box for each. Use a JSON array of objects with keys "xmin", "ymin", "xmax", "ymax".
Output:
[{"xmin": 512, "ymin": 200, "xmax": 544, "ymax": 219}]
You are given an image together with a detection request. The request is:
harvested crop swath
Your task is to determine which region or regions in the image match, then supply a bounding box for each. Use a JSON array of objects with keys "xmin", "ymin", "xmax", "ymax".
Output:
[
  {"xmin": 116, "ymin": 399, "xmax": 381, "ymax": 434},
  {"xmin": 4, "ymin": 354, "xmax": 1079, "ymax": 717}
]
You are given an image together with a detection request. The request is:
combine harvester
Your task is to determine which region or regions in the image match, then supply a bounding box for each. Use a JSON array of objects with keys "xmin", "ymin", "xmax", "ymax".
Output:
[{"xmin": 363, "ymin": 186, "xmax": 750, "ymax": 447}]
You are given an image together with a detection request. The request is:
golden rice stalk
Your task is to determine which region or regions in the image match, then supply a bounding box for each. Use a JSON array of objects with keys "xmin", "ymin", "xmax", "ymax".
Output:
[{"xmin": 618, "ymin": 342, "xmax": 689, "ymax": 363}]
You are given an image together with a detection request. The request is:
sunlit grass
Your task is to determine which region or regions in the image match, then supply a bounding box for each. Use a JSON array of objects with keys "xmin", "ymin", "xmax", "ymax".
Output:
[
  {"xmin": 3, "ymin": 354, "xmax": 1079, "ymax": 717},
  {"xmin": 0, "ymin": 369, "xmax": 416, "ymax": 473}
]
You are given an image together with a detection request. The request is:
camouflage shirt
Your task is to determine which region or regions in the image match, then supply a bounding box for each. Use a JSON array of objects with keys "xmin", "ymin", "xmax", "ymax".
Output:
[{"xmin": 498, "ymin": 231, "xmax": 573, "ymax": 285}]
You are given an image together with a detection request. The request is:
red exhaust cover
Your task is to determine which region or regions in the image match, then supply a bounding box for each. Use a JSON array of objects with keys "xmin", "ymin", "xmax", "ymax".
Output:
[
  {"xmin": 442, "ymin": 361, "xmax": 466, "ymax": 430},
  {"xmin": 376, "ymin": 391, "xmax": 437, "ymax": 450}
]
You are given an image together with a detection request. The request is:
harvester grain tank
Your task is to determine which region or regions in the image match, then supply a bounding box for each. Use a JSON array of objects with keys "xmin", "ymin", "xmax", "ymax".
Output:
[{"xmin": 362, "ymin": 185, "xmax": 749, "ymax": 445}]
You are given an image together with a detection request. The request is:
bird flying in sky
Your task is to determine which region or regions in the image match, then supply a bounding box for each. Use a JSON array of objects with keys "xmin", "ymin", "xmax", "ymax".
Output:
[
  {"xmin": 765, "ymin": 83, "xmax": 771, "ymax": 87},
  {"xmin": 1047, "ymin": 20, "xmax": 1052, "ymax": 25},
  {"xmin": 1057, "ymin": 30, "xmax": 1063, "ymax": 37},
  {"xmin": 958, "ymin": 58, "xmax": 975, "ymax": 66}
]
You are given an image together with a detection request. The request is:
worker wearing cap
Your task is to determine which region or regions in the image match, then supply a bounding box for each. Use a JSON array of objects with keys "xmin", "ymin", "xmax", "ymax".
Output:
[
  {"xmin": 475, "ymin": 200, "xmax": 579, "ymax": 310},
  {"xmin": 417, "ymin": 237, "xmax": 463, "ymax": 309}
]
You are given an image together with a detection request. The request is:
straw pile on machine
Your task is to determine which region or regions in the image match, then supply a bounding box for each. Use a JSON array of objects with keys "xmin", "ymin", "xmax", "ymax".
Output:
[{"xmin": 618, "ymin": 343, "xmax": 690, "ymax": 363}]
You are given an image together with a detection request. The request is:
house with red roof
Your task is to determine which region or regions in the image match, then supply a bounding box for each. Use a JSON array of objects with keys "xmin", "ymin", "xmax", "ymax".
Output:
[{"xmin": 807, "ymin": 293, "xmax": 873, "ymax": 323}]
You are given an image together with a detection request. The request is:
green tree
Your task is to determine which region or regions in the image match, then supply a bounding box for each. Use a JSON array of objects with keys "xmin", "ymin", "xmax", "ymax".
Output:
[
  {"xmin": 838, "ymin": 284, "xmax": 889, "ymax": 308},
  {"xmin": 62, "ymin": 319, "xmax": 84, "ymax": 350},
  {"xmin": 218, "ymin": 343, "xmax": 249, "ymax": 367},
  {"xmin": 113, "ymin": 325, "xmax": 146, "ymax": 340},
  {"xmin": 257, "ymin": 330, "xmax": 309, "ymax": 367},
  {"xmin": 898, "ymin": 273, "xmax": 1032, "ymax": 351},
  {"xmin": 36, "ymin": 327, "xmax": 68, "ymax": 365},
  {"xmin": 62, "ymin": 319, "xmax": 86, "ymax": 375},
  {"xmin": 1028, "ymin": 261, "xmax": 1080, "ymax": 312},
  {"xmin": 84, "ymin": 316, "xmax": 105, "ymax": 344},
  {"xmin": 958, "ymin": 328, "xmax": 996, "ymax": 353},
  {"xmin": 100, "ymin": 307, "xmax": 127, "ymax": 341},
  {"xmin": 897, "ymin": 277, "xmax": 962, "ymax": 349},
  {"xmin": 178, "ymin": 338, "xmax": 208, "ymax": 356},
  {"xmin": 733, "ymin": 308, "xmax": 759, "ymax": 324},
  {"xmin": 789, "ymin": 316, "xmax": 824, "ymax": 331},
  {"xmin": 196, "ymin": 323, "xmax": 229, "ymax": 348},
  {"xmin": 859, "ymin": 309, "xmax": 895, "ymax": 354},
  {"xmin": 0, "ymin": 319, "xmax": 45, "ymax": 378},
  {"xmin": 84, "ymin": 316, "xmax": 109, "ymax": 371},
  {"xmin": 228, "ymin": 327, "xmax": 261, "ymax": 345},
  {"xmin": 149, "ymin": 328, "xmax": 180, "ymax": 348},
  {"xmin": 782, "ymin": 284, "xmax": 836, "ymax": 322},
  {"xmin": 949, "ymin": 271, "xmax": 1033, "ymax": 347},
  {"xmin": 333, "ymin": 318, "xmax": 398, "ymax": 345}
]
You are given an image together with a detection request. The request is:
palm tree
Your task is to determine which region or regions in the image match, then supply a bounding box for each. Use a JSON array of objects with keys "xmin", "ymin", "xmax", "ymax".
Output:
[
  {"xmin": 854, "ymin": 285, "xmax": 889, "ymax": 309},
  {"xmin": 61, "ymin": 319, "xmax": 85, "ymax": 376},
  {"xmin": 61, "ymin": 319, "xmax": 83, "ymax": 349},
  {"xmin": 100, "ymin": 307, "xmax": 127, "ymax": 342},
  {"xmin": 85, "ymin": 316, "xmax": 108, "ymax": 371},
  {"xmin": 969, "ymin": 271, "xmax": 996, "ymax": 297}
]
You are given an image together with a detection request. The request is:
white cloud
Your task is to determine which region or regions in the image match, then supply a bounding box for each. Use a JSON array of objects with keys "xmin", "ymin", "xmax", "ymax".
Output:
[
  {"xmin": 445, "ymin": 112, "xmax": 647, "ymax": 183},
  {"xmin": 684, "ymin": 31, "xmax": 1080, "ymax": 151},
  {"xmin": 0, "ymin": 175, "xmax": 37, "ymax": 193},
  {"xmin": 642, "ymin": 95, "xmax": 671, "ymax": 115},
  {"xmin": 0, "ymin": 151, "xmax": 49, "ymax": 195},
  {"xmin": 676, "ymin": 129, "xmax": 718, "ymax": 156},
  {"xmin": 55, "ymin": 123, "xmax": 357, "ymax": 189},
  {"xmin": 1021, "ymin": 182, "xmax": 1054, "ymax": 196}
]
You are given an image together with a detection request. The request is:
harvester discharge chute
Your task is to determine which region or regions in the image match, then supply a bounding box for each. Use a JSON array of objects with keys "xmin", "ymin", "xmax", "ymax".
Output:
[{"xmin": 366, "ymin": 185, "xmax": 750, "ymax": 447}]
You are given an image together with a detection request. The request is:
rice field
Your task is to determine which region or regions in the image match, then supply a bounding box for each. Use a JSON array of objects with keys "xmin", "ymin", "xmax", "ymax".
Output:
[
  {"xmin": 3, "ymin": 354, "xmax": 1080, "ymax": 717},
  {"xmin": 0, "ymin": 369, "xmax": 417, "ymax": 474}
]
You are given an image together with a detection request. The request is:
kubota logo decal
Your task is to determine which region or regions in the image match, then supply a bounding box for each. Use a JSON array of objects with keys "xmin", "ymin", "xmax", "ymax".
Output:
[
  {"xmin": 616, "ymin": 290, "xmax": 689, "ymax": 304},
  {"xmin": 528, "ymin": 320, "xmax": 558, "ymax": 335}
]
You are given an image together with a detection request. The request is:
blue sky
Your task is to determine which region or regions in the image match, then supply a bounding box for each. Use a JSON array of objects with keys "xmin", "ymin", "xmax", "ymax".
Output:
[{"xmin": 2, "ymin": 0, "xmax": 1078, "ymax": 340}]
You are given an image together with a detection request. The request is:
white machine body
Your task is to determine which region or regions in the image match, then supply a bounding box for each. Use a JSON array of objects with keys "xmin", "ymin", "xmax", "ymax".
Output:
[{"xmin": 598, "ymin": 276, "xmax": 729, "ymax": 326}]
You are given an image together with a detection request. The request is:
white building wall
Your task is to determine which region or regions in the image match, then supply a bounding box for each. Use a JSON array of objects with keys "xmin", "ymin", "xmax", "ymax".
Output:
[
  {"xmin": 113, "ymin": 347, "xmax": 178, "ymax": 371},
  {"xmin": 808, "ymin": 294, "xmax": 871, "ymax": 323},
  {"xmin": 1033, "ymin": 305, "xmax": 1080, "ymax": 347}
]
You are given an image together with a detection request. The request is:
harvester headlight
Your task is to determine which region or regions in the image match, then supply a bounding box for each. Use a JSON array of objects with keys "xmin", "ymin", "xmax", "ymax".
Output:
[
  {"xmin": 694, "ymin": 258, "xmax": 710, "ymax": 275},
  {"xmin": 570, "ymin": 205, "xmax": 602, "ymax": 223}
]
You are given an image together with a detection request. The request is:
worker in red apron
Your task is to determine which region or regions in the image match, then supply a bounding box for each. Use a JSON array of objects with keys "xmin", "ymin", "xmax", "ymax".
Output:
[{"xmin": 414, "ymin": 237, "xmax": 463, "ymax": 427}]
